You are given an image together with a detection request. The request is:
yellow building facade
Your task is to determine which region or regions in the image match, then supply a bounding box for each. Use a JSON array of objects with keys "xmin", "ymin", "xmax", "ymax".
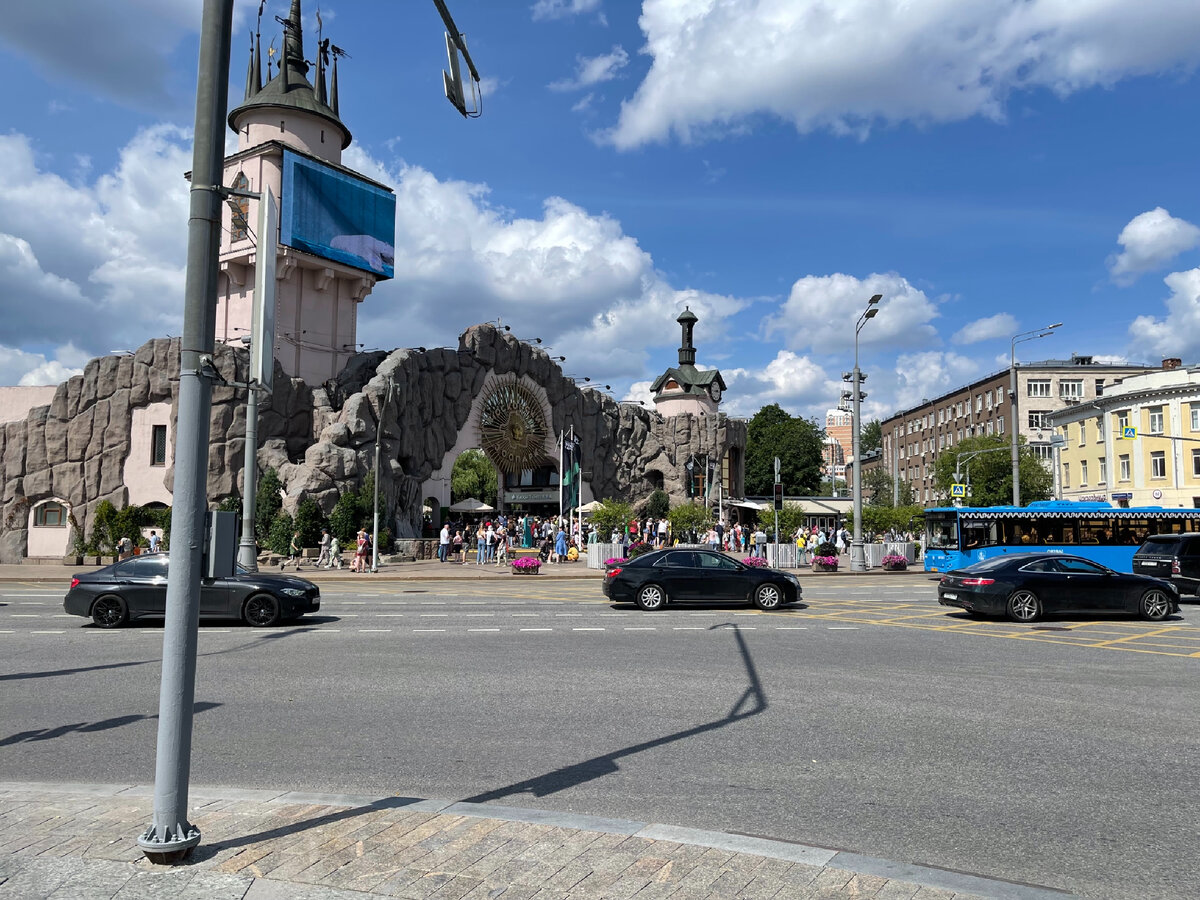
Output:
[{"xmin": 1050, "ymin": 365, "xmax": 1200, "ymax": 508}]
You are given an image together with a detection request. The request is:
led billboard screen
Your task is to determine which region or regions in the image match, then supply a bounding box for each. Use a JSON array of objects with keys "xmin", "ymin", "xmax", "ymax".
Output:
[{"xmin": 279, "ymin": 149, "xmax": 396, "ymax": 279}]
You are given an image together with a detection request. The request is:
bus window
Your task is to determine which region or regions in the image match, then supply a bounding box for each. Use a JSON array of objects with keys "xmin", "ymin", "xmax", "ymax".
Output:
[
  {"xmin": 1079, "ymin": 518, "xmax": 1114, "ymax": 544},
  {"xmin": 926, "ymin": 514, "xmax": 958, "ymax": 549},
  {"xmin": 961, "ymin": 520, "xmax": 998, "ymax": 548}
]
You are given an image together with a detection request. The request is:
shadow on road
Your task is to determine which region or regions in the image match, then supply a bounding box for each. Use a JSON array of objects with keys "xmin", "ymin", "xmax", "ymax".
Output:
[
  {"xmin": 0, "ymin": 701, "xmax": 221, "ymax": 747},
  {"xmin": 462, "ymin": 623, "xmax": 767, "ymax": 803}
]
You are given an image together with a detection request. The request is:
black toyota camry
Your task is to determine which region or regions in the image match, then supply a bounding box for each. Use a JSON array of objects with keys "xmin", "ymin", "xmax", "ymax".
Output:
[
  {"xmin": 63, "ymin": 553, "xmax": 321, "ymax": 628},
  {"xmin": 937, "ymin": 553, "xmax": 1179, "ymax": 623},
  {"xmin": 602, "ymin": 548, "xmax": 802, "ymax": 611}
]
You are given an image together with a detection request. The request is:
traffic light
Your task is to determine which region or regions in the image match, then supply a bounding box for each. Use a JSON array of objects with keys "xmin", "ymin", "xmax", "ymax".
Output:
[{"xmin": 773, "ymin": 482, "xmax": 784, "ymax": 511}]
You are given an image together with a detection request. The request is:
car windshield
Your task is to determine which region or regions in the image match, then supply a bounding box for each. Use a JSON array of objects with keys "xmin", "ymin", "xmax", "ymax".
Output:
[
  {"xmin": 961, "ymin": 555, "xmax": 1025, "ymax": 573},
  {"xmin": 1138, "ymin": 537, "xmax": 1180, "ymax": 554}
]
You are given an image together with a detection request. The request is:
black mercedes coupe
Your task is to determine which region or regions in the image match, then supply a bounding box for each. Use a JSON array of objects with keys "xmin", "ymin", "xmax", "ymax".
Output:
[
  {"xmin": 937, "ymin": 553, "xmax": 1179, "ymax": 623},
  {"xmin": 63, "ymin": 553, "xmax": 321, "ymax": 628},
  {"xmin": 602, "ymin": 548, "xmax": 802, "ymax": 611}
]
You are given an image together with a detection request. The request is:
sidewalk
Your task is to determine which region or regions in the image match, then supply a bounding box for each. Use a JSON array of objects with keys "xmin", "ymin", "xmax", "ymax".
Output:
[
  {"xmin": 0, "ymin": 782, "xmax": 1073, "ymax": 900},
  {"xmin": 0, "ymin": 557, "xmax": 932, "ymax": 585}
]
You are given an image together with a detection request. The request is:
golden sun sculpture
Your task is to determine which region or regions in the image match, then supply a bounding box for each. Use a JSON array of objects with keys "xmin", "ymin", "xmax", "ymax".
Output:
[{"xmin": 477, "ymin": 380, "xmax": 550, "ymax": 475}]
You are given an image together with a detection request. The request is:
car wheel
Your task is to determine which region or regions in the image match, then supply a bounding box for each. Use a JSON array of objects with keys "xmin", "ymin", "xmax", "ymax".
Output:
[
  {"xmin": 1006, "ymin": 589, "xmax": 1042, "ymax": 623},
  {"xmin": 753, "ymin": 582, "xmax": 783, "ymax": 610},
  {"xmin": 91, "ymin": 595, "xmax": 128, "ymax": 629},
  {"xmin": 243, "ymin": 594, "xmax": 281, "ymax": 627},
  {"xmin": 635, "ymin": 584, "xmax": 667, "ymax": 611},
  {"xmin": 1140, "ymin": 588, "xmax": 1172, "ymax": 621}
]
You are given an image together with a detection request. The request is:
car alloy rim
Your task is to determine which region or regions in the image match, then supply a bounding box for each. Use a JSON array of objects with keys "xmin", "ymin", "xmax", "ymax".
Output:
[
  {"xmin": 759, "ymin": 586, "xmax": 780, "ymax": 607},
  {"xmin": 95, "ymin": 598, "xmax": 121, "ymax": 626},
  {"xmin": 1144, "ymin": 590, "xmax": 1170, "ymax": 618},
  {"xmin": 246, "ymin": 597, "xmax": 273, "ymax": 625},
  {"xmin": 1010, "ymin": 591, "xmax": 1037, "ymax": 621},
  {"xmin": 641, "ymin": 587, "xmax": 663, "ymax": 609}
]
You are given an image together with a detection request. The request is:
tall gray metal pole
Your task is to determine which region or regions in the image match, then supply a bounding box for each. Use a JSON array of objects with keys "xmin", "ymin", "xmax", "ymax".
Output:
[
  {"xmin": 850, "ymin": 360, "xmax": 866, "ymax": 571},
  {"xmin": 138, "ymin": 0, "xmax": 233, "ymax": 863},
  {"xmin": 1010, "ymin": 358, "xmax": 1021, "ymax": 507},
  {"xmin": 371, "ymin": 377, "xmax": 394, "ymax": 573},
  {"xmin": 237, "ymin": 385, "xmax": 259, "ymax": 571}
]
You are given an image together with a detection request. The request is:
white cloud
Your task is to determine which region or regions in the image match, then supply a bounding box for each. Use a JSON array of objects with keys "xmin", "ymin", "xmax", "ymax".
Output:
[
  {"xmin": 892, "ymin": 351, "xmax": 982, "ymax": 411},
  {"xmin": 952, "ymin": 313, "xmax": 1018, "ymax": 345},
  {"xmin": 550, "ymin": 46, "xmax": 629, "ymax": 92},
  {"xmin": 720, "ymin": 350, "xmax": 839, "ymax": 417},
  {"xmin": 532, "ymin": 0, "xmax": 603, "ymax": 22},
  {"xmin": 343, "ymin": 147, "xmax": 750, "ymax": 382},
  {"xmin": 1109, "ymin": 207, "xmax": 1200, "ymax": 284},
  {"xmin": 762, "ymin": 272, "xmax": 939, "ymax": 355},
  {"xmin": 603, "ymin": 0, "xmax": 1200, "ymax": 149},
  {"xmin": 0, "ymin": 344, "xmax": 88, "ymax": 387},
  {"xmin": 1128, "ymin": 268, "xmax": 1200, "ymax": 361}
]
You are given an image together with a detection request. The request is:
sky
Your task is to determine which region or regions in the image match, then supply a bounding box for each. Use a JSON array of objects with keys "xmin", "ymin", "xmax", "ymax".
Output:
[{"xmin": 2, "ymin": 0, "xmax": 1200, "ymax": 425}]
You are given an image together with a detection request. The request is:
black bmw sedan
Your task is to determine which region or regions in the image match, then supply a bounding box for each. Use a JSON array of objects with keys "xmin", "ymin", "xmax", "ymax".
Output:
[
  {"xmin": 602, "ymin": 548, "xmax": 801, "ymax": 611},
  {"xmin": 63, "ymin": 553, "xmax": 321, "ymax": 628},
  {"xmin": 937, "ymin": 553, "xmax": 1179, "ymax": 623}
]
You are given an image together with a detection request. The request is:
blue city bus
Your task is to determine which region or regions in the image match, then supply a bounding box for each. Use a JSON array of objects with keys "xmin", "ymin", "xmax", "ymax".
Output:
[{"xmin": 923, "ymin": 501, "xmax": 1200, "ymax": 573}]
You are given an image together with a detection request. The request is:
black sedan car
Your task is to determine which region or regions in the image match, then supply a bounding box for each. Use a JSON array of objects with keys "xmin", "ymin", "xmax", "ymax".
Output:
[
  {"xmin": 63, "ymin": 553, "xmax": 321, "ymax": 628},
  {"xmin": 937, "ymin": 553, "xmax": 1179, "ymax": 623},
  {"xmin": 602, "ymin": 548, "xmax": 801, "ymax": 611}
]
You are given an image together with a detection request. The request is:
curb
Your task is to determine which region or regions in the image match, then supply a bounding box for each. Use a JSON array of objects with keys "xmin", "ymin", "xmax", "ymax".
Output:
[{"xmin": 0, "ymin": 781, "xmax": 1076, "ymax": 900}]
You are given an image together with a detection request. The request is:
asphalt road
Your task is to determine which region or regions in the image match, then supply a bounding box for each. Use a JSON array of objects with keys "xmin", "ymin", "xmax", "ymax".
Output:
[{"xmin": 1, "ymin": 576, "xmax": 1197, "ymax": 899}]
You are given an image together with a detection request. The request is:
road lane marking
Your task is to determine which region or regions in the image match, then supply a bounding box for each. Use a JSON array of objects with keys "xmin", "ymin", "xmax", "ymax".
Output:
[
  {"xmin": 775, "ymin": 627, "xmax": 808, "ymax": 630},
  {"xmin": 673, "ymin": 627, "xmax": 704, "ymax": 630},
  {"xmin": 413, "ymin": 629, "xmax": 445, "ymax": 632},
  {"xmin": 624, "ymin": 627, "xmax": 656, "ymax": 631},
  {"xmin": 520, "ymin": 628, "xmax": 552, "ymax": 632},
  {"xmin": 468, "ymin": 628, "xmax": 500, "ymax": 632},
  {"xmin": 31, "ymin": 631, "xmax": 65, "ymax": 634},
  {"xmin": 572, "ymin": 627, "xmax": 604, "ymax": 631},
  {"xmin": 419, "ymin": 614, "xmax": 448, "ymax": 617},
  {"xmin": 10, "ymin": 614, "xmax": 41, "ymax": 617},
  {"xmin": 828, "ymin": 626, "xmax": 859, "ymax": 630},
  {"xmin": 359, "ymin": 629, "xmax": 392, "ymax": 632}
]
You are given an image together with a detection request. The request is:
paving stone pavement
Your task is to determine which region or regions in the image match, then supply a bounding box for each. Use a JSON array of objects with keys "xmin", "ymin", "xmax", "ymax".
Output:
[{"xmin": 0, "ymin": 783, "xmax": 1075, "ymax": 900}]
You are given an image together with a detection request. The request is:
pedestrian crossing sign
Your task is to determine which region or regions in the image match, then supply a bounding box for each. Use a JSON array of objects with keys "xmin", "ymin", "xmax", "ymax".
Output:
[
  {"xmin": 1120, "ymin": 425, "xmax": 1137, "ymax": 439},
  {"xmin": 950, "ymin": 483, "xmax": 966, "ymax": 497}
]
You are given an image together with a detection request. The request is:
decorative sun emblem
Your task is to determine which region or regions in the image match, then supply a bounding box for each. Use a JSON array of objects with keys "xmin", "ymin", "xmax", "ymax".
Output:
[{"xmin": 477, "ymin": 379, "xmax": 549, "ymax": 474}]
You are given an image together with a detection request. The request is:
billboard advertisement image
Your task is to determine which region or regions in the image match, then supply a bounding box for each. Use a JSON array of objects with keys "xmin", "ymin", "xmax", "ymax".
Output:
[{"xmin": 279, "ymin": 149, "xmax": 396, "ymax": 279}]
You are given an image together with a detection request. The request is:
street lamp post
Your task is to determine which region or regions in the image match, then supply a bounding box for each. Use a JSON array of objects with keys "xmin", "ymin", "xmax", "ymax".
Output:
[
  {"xmin": 371, "ymin": 376, "xmax": 395, "ymax": 573},
  {"xmin": 1009, "ymin": 323, "xmax": 1062, "ymax": 507},
  {"xmin": 850, "ymin": 293, "xmax": 882, "ymax": 572}
]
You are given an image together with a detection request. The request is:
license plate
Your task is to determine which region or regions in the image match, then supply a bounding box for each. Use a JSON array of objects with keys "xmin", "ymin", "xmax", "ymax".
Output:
[{"xmin": 942, "ymin": 592, "xmax": 957, "ymax": 600}]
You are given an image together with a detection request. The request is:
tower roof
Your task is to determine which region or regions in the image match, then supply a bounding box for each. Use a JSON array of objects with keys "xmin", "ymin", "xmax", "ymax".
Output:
[{"xmin": 229, "ymin": 0, "xmax": 352, "ymax": 148}]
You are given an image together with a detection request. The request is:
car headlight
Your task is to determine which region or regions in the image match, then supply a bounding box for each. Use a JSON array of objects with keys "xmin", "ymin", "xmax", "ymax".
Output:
[
  {"xmin": 785, "ymin": 574, "xmax": 802, "ymax": 587},
  {"xmin": 281, "ymin": 588, "xmax": 307, "ymax": 598}
]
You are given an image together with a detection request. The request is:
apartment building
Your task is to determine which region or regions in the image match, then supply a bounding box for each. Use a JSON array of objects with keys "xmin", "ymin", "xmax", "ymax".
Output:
[
  {"xmin": 879, "ymin": 355, "xmax": 1156, "ymax": 506},
  {"xmin": 1049, "ymin": 361, "xmax": 1200, "ymax": 508}
]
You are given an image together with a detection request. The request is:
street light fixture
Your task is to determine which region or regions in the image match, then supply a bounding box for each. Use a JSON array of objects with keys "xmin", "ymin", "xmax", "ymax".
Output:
[
  {"xmin": 1010, "ymin": 322, "xmax": 1062, "ymax": 506},
  {"xmin": 849, "ymin": 293, "xmax": 882, "ymax": 572}
]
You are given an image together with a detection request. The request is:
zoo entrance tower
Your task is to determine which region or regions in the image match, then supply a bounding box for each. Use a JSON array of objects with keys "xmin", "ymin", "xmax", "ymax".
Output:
[{"xmin": 214, "ymin": 0, "xmax": 394, "ymax": 386}]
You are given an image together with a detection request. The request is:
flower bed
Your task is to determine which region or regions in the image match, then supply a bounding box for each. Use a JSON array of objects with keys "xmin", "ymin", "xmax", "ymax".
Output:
[
  {"xmin": 626, "ymin": 541, "xmax": 654, "ymax": 559},
  {"xmin": 604, "ymin": 557, "xmax": 628, "ymax": 566},
  {"xmin": 510, "ymin": 558, "xmax": 541, "ymax": 574},
  {"xmin": 881, "ymin": 554, "xmax": 908, "ymax": 571},
  {"xmin": 812, "ymin": 554, "xmax": 839, "ymax": 571},
  {"xmin": 741, "ymin": 556, "xmax": 767, "ymax": 568}
]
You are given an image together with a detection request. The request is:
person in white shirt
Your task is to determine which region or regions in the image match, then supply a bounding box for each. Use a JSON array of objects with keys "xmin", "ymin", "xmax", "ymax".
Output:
[{"xmin": 438, "ymin": 524, "xmax": 450, "ymax": 563}]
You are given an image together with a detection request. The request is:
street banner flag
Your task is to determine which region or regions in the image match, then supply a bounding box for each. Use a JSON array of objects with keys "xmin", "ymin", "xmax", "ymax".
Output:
[
  {"xmin": 684, "ymin": 457, "xmax": 695, "ymax": 496},
  {"xmin": 562, "ymin": 434, "xmax": 581, "ymax": 508},
  {"xmin": 705, "ymin": 456, "xmax": 715, "ymax": 501}
]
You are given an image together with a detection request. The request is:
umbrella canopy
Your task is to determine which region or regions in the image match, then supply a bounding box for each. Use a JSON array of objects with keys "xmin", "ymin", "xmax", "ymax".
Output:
[
  {"xmin": 449, "ymin": 498, "xmax": 495, "ymax": 513},
  {"xmin": 578, "ymin": 500, "xmax": 602, "ymax": 513}
]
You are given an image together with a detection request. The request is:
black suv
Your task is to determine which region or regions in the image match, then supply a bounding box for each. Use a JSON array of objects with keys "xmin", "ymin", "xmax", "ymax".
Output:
[{"xmin": 1132, "ymin": 533, "xmax": 1200, "ymax": 597}]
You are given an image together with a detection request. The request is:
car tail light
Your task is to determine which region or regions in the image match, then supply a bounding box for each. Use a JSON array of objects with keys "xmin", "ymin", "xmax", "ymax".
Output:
[
  {"xmin": 70, "ymin": 577, "xmax": 79, "ymax": 590},
  {"xmin": 961, "ymin": 577, "xmax": 994, "ymax": 586},
  {"xmin": 1172, "ymin": 559, "xmax": 1181, "ymax": 574},
  {"xmin": 606, "ymin": 567, "xmax": 622, "ymax": 577},
  {"xmin": 939, "ymin": 575, "xmax": 949, "ymax": 584}
]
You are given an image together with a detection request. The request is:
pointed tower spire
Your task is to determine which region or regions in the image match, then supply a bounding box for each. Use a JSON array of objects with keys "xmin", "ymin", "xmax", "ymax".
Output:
[
  {"xmin": 252, "ymin": 30, "xmax": 262, "ymax": 94},
  {"xmin": 677, "ymin": 307, "xmax": 698, "ymax": 367},
  {"xmin": 244, "ymin": 35, "xmax": 256, "ymax": 101},
  {"xmin": 314, "ymin": 39, "xmax": 327, "ymax": 104},
  {"xmin": 284, "ymin": 0, "xmax": 307, "ymax": 75},
  {"xmin": 330, "ymin": 52, "xmax": 340, "ymax": 116}
]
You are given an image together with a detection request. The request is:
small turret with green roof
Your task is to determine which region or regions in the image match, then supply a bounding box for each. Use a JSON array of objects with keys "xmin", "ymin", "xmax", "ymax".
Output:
[{"xmin": 651, "ymin": 307, "xmax": 726, "ymax": 416}]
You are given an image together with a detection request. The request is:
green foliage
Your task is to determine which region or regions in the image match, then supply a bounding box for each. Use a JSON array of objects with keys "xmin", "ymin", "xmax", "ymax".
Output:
[
  {"xmin": 111, "ymin": 505, "xmax": 144, "ymax": 547},
  {"xmin": 864, "ymin": 469, "xmax": 916, "ymax": 507},
  {"xmin": 451, "ymin": 449, "xmax": 498, "ymax": 507},
  {"xmin": 91, "ymin": 500, "xmax": 117, "ymax": 553},
  {"xmin": 217, "ymin": 493, "xmax": 241, "ymax": 514},
  {"xmin": 745, "ymin": 404, "xmax": 824, "ymax": 496},
  {"xmin": 267, "ymin": 511, "xmax": 294, "ymax": 555},
  {"xmin": 590, "ymin": 499, "xmax": 633, "ymax": 539},
  {"xmin": 860, "ymin": 419, "xmax": 883, "ymax": 453},
  {"xmin": 644, "ymin": 489, "xmax": 670, "ymax": 520},
  {"xmin": 294, "ymin": 498, "xmax": 327, "ymax": 547},
  {"xmin": 667, "ymin": 501, "xmax": 711, "ymax": 538},
  {"xmin": 150, "ymin": 506, "xmax": 171, "ymax": 550},
  {"xmin": 255, "ymin": 468, "xmax": 282, "ymax": 540},
  {"xmin": 932, "ymin": 434, "xmax": 1053, "ymax": 507},
  {"xmin": 775, "ymin": 502, "xmax": 807, "ymax": 539},
  {"xmin": 329, "ymin": 491, "xmax": 363, "ymax": 544},
  {"xmin": 856, "ymin": 504, "xmax": 925, "ymax": 537}
]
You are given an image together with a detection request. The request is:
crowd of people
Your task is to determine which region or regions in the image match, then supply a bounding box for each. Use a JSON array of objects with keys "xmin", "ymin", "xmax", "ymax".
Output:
[{"xmin": 435, "ymin": 513, "xmax": 584, "ymax": 565}]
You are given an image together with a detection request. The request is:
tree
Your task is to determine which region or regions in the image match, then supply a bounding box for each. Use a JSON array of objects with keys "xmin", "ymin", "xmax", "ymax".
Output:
[
  {"xmin": 451, "ymin": 449, "xmax": 498, "ymax": 508},
  {"xmin": 744, "ymin": 404, "xmax": 825, "ymax": 496},
  {"xmin": 294, "ymin": 497, "xmax": 328, "ymax": 547},
  {"xmin": 863, "ymin": 469, "xmax": 915, "ymax": 507},
  {"xmin": 667, "ymin": 501, "xmax": 711, "ymax": 541},
  {"xmin": 644, "ymin": 489, "xmax": 670, "ymax": 519},
  {"xmin": 860, "ymin": 419, "xmax": 882, "ymax": 454},
  {"xmin": 932, "ymin": 435, "xmax": 1053, "ymax": 507},
  {"xmin": 590, "ymin": 499, "xmax": 633, "ymax": 540},
  {"xmin": 255, "ymin": 468, "xmax": 282, "ymax": 541},
  {"xmin": 775, "ymin": 502, "xmax": 808, "ymax": 540}
]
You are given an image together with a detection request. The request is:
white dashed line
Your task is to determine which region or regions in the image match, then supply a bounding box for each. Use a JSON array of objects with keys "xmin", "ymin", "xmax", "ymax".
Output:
[
  {"xmin": 828, "ymin": 626, "xmax": 859, "ymax": 630},
  {"xmin": 624, "ymin": 627, "xmax": 656, "ymax": 631},
  {"xmin": 359, "ymin": 629, "xmax": 392, "ymax": 633},
  {"xmin": 10, "ymin": 614, "xmax": 41, "ymax": 618},
  {"xmin": 376, "ymin": 614, "xmax": 406, "ymax": 617},
  {"xmin": 554, "ymin": 613, "xmax": 583, "ymax": 617},
  {"xmin": 520, "ymin": 628, "xmax": 552, "ymax": 632},
  {"xmin": 31, "ymin": 631, "xmax": 65, "ymax": 634},
  {"xmin": 511, "ymin": 613, "xmax": 539, "ymax": 617},
  {"xmin": 572, "ymin": 627, "xmax": 605, "ymax": 632},
  {"xmin": 775, "ymin": 626, "xmax": 808, "ymax": 630},
  {"xmin": 419, "ymin": 614, "xmax": 448, "ymax": 617},
  {"xmin": 468, "ymin": 628, "xmax": 500, "ymax": 633},
  {"xmin": 673, "ymin": 627, "xmax": 705, "ymax": 630},
  {"xmin": 413, "ymin": 629, "xmax": 446, "ymax": 633}
]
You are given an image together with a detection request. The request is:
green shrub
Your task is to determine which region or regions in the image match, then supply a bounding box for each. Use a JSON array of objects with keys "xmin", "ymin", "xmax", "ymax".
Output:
[
  {"xmin": 255, "ymin": 468, "xmax": 282, "ymax": 540},
  {"xmin": 267, "ymin": 511, "xmax": 294, "ymax": 555},
  {"xmin": 589, "ymin": 499, "xmax": 633, "ymax": 540},
  {"xmin": 294, "ymin": 497, "xmax": 327, "ymax": 547},
  {"xmin": 645, "ymin": 489, "xmax": 670, "ymax": 519},
  {"xmin": 92, "ymin": 500, "xmax": 117, "ymax": 553},
  {"xmin": 667, "ymin": 501, "xmax": 710, "ymax": 539}
]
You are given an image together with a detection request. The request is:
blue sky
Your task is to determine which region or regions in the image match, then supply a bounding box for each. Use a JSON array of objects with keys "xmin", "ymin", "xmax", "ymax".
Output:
[{"xmin": 2, "ymin": 0, "xmax": 1200, "ymax": 423}]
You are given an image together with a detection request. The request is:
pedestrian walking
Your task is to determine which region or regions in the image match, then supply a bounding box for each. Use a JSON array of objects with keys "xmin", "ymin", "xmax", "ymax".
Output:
[
  {"xmin": 316, "ymin": 529, "xmax": 332, "ymax": 568},
  {"xmin": 438, "ymin": 523, "xmax": 450, "ymax": 563},
  {"xmin": 148, "ymin": 530, "xmax": 161, "ymax": 553},
  {"xmin": 284, "ymin": 529, "xmax": 303, "ymax": 571}
]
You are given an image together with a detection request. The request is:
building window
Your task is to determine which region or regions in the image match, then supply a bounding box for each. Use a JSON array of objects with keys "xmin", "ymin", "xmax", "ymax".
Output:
[
  {"xmin": 229, "ymin": 173, "xmax": 250, "ymax": 242},
  {"xmin": 33, "ymin": 501, "xmax": 66, "ymax": 527},
  {"xmin": 997, "ymin": 416, "xmax": 1004, "ymax": 434},
  {"xmin": 1078, "ymin": 421, "xmax": 1086, "ymax": 446},
  {"xmin": 1120, "ymin": 454, "xmax": 1130, "ymax": 481},
  {"xmin": 1096, "ymin": 417, "xmax": 1104, "ymax": 440},
  {"xmin": 1080, "ymin": 460, "xmax": 1088, "ymax": 485},
  {"xmin": 1151, "ymin": 451, "xmax": 1166, "ymax": 479},
  {"xmin": 1148, "ymin": 406, "xmax": 1164, "ymax": 434},
  {"xmin": 995, "ymin": 390, "xmax": 1004, "ymax": 406},
  {"xmin": 1062, "ymin": 462, "xmax": 1070, "ymax": 488},
  {"xmin": 1032, "ymin": 445, "xmax": 1052, "ymax": 461},
  {"xmin": 1117, "ymin": 410, "xmax": 1129, "ymax": 431},
  {"xmin": 151, "ymin": 425, "xmax": 167, "ymax": 466},
  {"xmin": 986, "ymin": 421, "xmax": 993, "ymax": 435},
  {"xmin": 976, "ymin": 395, "xmax": 983, "ymax": 413},
  {"xmin": 1060, "ymin": 380, "xmax": 1083, "ymax": 400},
  {"xmin": 1098, "ymin": 458, "xmax": 1107, "ymax": 484},
  {"xmin": 1028, "ymin": 411, "xmax": 1049, "ymax": 429},
  {"xmin": 986, "ymin": 390, "xmax": 993, "ymax": 409},
  {"xmin": 1095, "ymin": 379, "xmax": 1105, "ymax": 396},
  {"xmin": 1193, "ymin": 449, "xmax": 1200, "ymax": 478},
  {"xmin": 1028, "ymin": 380, "xmax": 1051, "ymax": 398},
  {"xmin": 1191, "ymin": 407, "xmax": 1200, "ymax": 431}
]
